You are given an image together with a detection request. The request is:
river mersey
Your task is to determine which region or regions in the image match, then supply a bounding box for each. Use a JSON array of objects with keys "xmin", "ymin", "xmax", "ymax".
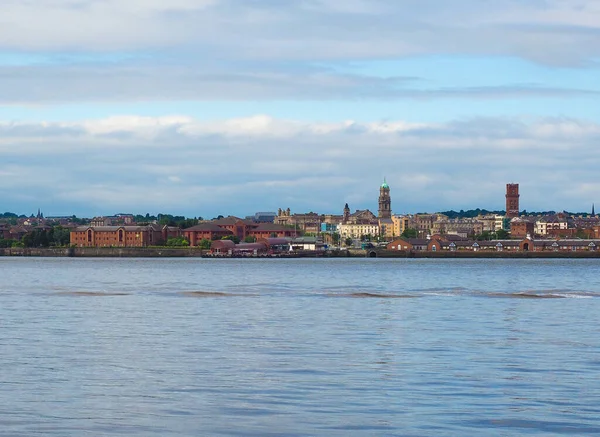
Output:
[{"xmin": 1, "ymin": 257, "xmax": 600, "ymax": 436}]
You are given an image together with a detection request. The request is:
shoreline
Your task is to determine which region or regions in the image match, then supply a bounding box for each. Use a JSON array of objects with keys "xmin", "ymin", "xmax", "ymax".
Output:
[{"xmin": 3, "ymin": 247, "xmax": 600, "ymax": 258}]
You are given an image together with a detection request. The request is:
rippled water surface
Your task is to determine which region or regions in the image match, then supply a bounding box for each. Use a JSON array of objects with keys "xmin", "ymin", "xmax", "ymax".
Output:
[{"xmin": 2, "ymin": 257, "xmax": 600, "ymax": 436}]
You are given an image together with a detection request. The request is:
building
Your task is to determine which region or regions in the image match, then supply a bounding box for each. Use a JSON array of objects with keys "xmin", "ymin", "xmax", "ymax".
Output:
[
  {"xmin": 535, "ymin": 214, "xmax": 568, "ymax": 237},
  {"xmin": 290, "ymin": 236, "xmax": 327, "ymax": 251},
  {"xmin": 392, "ymin": 215, "xmax": 410, "ymax": 237},
  {"xmin": 431, "ymin": 218, "xmax": 484, "ymax": 238},
  {"xmin": 386, "ymin": 237, "xmax": 431, "ymax": 251},
  {"xmin": 339, "ymin": 194, "xmax": 379, "ymax": 240},
  {"xmin": 70, "ymin": 225, "xmax": 179, "ymax": 247},
  {"xmin": 183, "ymin": 223, "xmax": 234, "ymax": 245},
  {"xmin": 250, "ymin": 212, "xmax": 277, "ymax": 223},
  {"xmin": 274, "ymin": 209, "xmax": 322, "ymax": 234},
  {"xmin": 510, "ymin": 217, "xmax": 535, "ymax": 238},
  {"xmin": 338, "ymin": 223, "xmax": 380, "ymax": 240},
  {"xmin": 8, "ymin": 226, "xmax": 28, "ymax": 240},
  {"xmin": 210, "ymin": 216, "xmax": 256, "ymax": 240},
  {"xmin": 248, "ymin": 224, "xmax": 296, "ymax": 239},
  {"xmin": 90, "ymin": 216, "xmax": 112, "ymax": 227},
  {"xmin": 409, "ymin": 214, "xmax": 447, "ymax": 237},
  {"xmin": 506, "ymin": 183, "xmax": 520, "ymax": 218},
  {"xmin": 257, "ymin": 237, "xmax": 291, "ymax": 253},
  {"xmin": 476, "ymin": 215, "xmax": 505, "ymax": 232},
  {"xmin": 378, "ymin": 218, "xmax": 394, "ymax": 240},
  {"xmin": 378, "ymin": 178, "xmax": 391, "ymax": 219},
  {"xmin": 342, "ymin": 207, "xmax": 378, "ymax": 225},
  {"xmin": 210, "ymin": 239, "xmax": 236, "ymax": 255}
]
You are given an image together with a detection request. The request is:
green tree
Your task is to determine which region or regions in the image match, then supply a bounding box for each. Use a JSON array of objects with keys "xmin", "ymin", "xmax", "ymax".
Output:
[
  {"xmin": 495, "ymin": 229, "xmax": 510, "ymax": 239},
  {"xmin": 401, "ymin": 228, "xmax": 418, "ymax": 238},
  {"xmin": 345, "ymin": 237, "xmax": 353, "ymax": 247},
  {"xmin": 165, "ymin": 236, "xmax": 190, "ymax": 247},
  {"xmin": 0, "ymin": 238, "xmax": 14, "ymax": 248},
  {"xmin": 178, "ymin": 218, "xmax": 199, "ymax": 229},
  {"xmin": 244, "ymin": 235, "xmax": 257, "ymax": 243},
  {"xmin": 22, "ymin": 229, "xmax": 50, "ymax": 248},
  {"xmin": 475, "ymin": 231, "xmax": 493, "ymax": 241},
  {"xmin": 199, "ymin": 239, "xmax": 212, "ymax": 249},
  {"xmin": 51, "ymin": 226, "xmax": 71, "ymax": 246}
]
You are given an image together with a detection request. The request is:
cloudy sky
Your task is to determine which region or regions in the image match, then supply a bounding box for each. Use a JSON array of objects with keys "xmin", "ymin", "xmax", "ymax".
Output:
[{"xmin": 1, "ymin": 0, "xmax": 600, "ymax": 218}]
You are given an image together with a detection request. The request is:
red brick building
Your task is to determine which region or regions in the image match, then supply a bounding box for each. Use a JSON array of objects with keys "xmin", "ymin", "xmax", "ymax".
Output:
[
  {"xmin": 248, "ymin": 224, "xmax": 295, "ymax": 239},
  {"xmin": 183, "ymin": 218, "xmax": 297, "ymax": 246},
  {"xmin": 510, "ymin": 217, "xmax": 534, "ymax": 238},
  {"xmin": 183, "ymin": 223, "xmax": 234, "ymax": 245},
  {"xmin": 211, "ymin": 216, "xmax": 256, "ymax": 240},
  {"xmin": 70, "ymin": 225, "xmax": 179, "ymax": 247},
  {"xmin": 506, "ymin": 183, "xmax": 520, "ymax": 218}
]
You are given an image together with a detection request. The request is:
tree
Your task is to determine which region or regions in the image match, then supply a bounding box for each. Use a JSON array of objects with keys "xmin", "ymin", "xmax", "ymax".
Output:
[
  {"xmin": 495, "ymin": 229, "xmax": 510, "ymax": 239},
  {"xmin": 199, "ymin": 239, "xmax": 212, "ymax": 249},
  {"xmin": 401, "ymin": 228, "xmax": 418, "ymax": 238},
  {"xmin": 475, "ymin": 231, "xmax": 493, "ymax": 241},
  {"xmin": 51, "ymin": 226, "xmax": 71, "ymax": 246},
  {"xmin": 345, "ymin": 237, "xmax": 353, "ymax": 247},
  {"xmin": 22, "ymin": 229, "xmax": 50, "ymax": 248},
  {"xmin": 165, "ymin": 236, "xmax": 189, "ymax": 247},
  {"xmin": 332, "ymin": 232, "xmax": 340, "ymax": 244},
  {"xmin": 244, "ymin": 236, "xmax": 257, "ymax": 243},
  {"xmin": 0, "ymin": 238, "xmax": 14, "ymax": 248}
]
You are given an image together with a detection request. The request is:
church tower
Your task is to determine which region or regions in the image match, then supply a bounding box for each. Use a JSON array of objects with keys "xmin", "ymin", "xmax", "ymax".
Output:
[
  {"xmin": 343, "ymin": 203, "xmax": 350, "ymax": 224},
  {"xmin": 378, "ymin": 178, "xmax": 392, "ymax": 219}
]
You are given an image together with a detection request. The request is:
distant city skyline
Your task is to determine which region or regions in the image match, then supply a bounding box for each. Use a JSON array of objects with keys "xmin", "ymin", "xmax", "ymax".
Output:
[{"xmin": 1, "ymin": 1, "xmax": 600, "ymax": 216}]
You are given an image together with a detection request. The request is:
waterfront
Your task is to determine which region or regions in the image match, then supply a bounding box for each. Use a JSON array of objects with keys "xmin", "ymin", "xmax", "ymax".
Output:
[{"xmin": 1, "ymin": 258, "xmax": 600, "ymax": 436}]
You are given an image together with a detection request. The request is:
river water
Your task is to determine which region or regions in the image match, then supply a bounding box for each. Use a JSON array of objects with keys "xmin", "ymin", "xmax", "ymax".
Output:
[{"xmin": 1, "ymin": 257, "xmax": 600, "ymax": 436}]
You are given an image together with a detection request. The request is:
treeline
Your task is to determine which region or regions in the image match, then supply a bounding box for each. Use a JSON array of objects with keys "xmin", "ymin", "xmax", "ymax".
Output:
[
  {"xmin": 0, "ymin": 227, "xmax": 71, "ymax": 248},
  {"xmin": 438, "ymin": 209, "xmax": 505, "ymax": 219},
  {"xmin": 439, "ymin": 209, "xmax": 595, "ymax": 219}
]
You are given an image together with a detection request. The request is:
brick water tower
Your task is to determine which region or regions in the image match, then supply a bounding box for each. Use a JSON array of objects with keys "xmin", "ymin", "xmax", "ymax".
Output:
[{"xmin": 506, "ymin": 183, "xmax": 520, "ymax": 218}]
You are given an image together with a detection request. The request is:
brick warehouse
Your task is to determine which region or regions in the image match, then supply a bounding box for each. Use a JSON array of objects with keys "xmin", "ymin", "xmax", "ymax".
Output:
[{"xmin": 70, "ymin": 225, "xmax": 180, "ymax": 247}]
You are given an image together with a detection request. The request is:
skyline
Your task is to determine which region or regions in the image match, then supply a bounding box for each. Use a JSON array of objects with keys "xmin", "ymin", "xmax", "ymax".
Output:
[{"xmin": 1, "ymin": 0, "xmax": 600, "ymax": 217}]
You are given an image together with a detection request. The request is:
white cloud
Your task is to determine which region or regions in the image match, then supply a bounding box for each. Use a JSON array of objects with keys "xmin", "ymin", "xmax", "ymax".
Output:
[
  {"xmin": 1, "ymin": 0, "xmax": 599, "ymax": 64},
  {"xmin": 1, "ymin": 114, "xmax": 599, "ymax": 216}
]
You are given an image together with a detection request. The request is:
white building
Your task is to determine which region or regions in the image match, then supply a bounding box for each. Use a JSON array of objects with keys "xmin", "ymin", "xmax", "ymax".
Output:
[
  {"xmin": 535, "ymin": 215, "xmax": 568, "ymax": 236},
  {"xmin": 338, "ymin": 223, "xmax": 380, "ymax": 240}
]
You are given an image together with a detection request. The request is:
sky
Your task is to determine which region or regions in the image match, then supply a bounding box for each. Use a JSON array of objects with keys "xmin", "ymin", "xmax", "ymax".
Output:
[{"xmin": 1, "ymin": 0, "xmax": 600, "ymax": 218}]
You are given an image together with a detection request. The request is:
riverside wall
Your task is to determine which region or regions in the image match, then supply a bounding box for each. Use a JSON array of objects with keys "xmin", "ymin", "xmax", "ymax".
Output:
[
  {"xmin": 0, "ymin": 247, "xmax": 206, "ymax": 257},
  {"xmin": 2, "ymin": 247, "xmax": 600, "ymax": 258},
  {"xmin": 373, "ymin": 249, "xmax": 600, "ymax": 258}
]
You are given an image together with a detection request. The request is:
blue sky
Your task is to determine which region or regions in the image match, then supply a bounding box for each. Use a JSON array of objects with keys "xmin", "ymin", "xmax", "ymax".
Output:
[{"xmin": 1, "ymin": 0, "xmax": 600, "ymax": 217}]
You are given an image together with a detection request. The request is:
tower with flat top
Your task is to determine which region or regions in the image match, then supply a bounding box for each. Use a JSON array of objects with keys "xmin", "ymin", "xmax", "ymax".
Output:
[{"xmin": 506, "ymin": 183, "xmax": 520, "ymax": 218}]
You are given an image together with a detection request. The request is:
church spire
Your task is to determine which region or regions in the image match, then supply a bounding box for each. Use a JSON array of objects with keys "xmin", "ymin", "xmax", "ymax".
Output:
[{"xmin": 593, "ymin": 203, "xmax": 595, "ymax": 217}]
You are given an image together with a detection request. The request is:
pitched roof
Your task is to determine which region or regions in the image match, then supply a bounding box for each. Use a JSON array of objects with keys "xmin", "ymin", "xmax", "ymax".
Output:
[
  {"xmin": 406, "ymin": 238, "xmax": 430, "ymax": 245},
  {"xmin": 73, "ymin": 225, "xmax": 157, "ymax": 232},
  {"xmin": 251, "ymin": 223, "xmax": 293, "ymax": 232},
  {"xmin": 211, "ymin": 216, "xmax": 254, "ymax": 226},
  {"xmin": 185, "ymin": 223, "xmax": 232, "ymax": 233}
]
